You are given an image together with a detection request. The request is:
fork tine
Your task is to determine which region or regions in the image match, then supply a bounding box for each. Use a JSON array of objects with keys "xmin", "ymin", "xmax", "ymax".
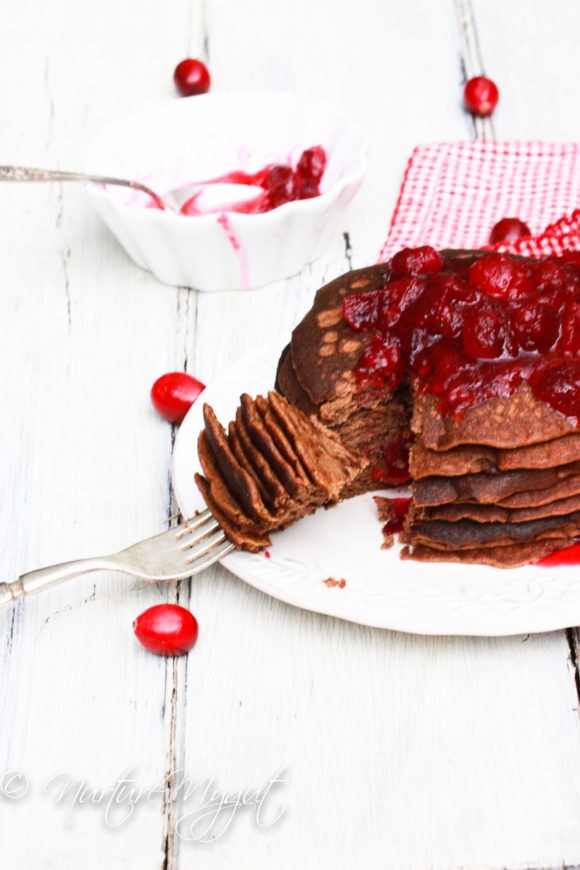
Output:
[
  {"xmin": 183, "ymin": 527, "xmax": 229, "ymax": 561},
  {"xmin": 177, "ymin": 512, "xmax": 235, "ymax": 574},
  {"xmin": 178, "ymin": 514, "xmax": 221, "ymax": 549},
  {"xmin": 176, "ymin": 509, "xmax": 216, "ymax": 537},
  {"xmin": 185, "ymin": 538, "xmax": 235, "ymax": 575}
]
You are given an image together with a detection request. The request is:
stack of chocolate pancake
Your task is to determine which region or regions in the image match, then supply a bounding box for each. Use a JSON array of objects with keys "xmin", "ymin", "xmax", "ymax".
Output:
[
  {"xmin": 401, "ymin": 387, "xmax": 580, "ymax": 567},
  {"xmin": 194, "ymin": 391, "xmax": 365, "ymax": 551},
  {"xmin": 196, "ymin": 247, "xmax": 580, "ymax": 567}
]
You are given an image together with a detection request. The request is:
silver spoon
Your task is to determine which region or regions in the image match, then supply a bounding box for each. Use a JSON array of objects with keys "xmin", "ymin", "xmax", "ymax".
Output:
[{"xmin": 0, "ymin": 165, "xmax": 264, "ymax": 213}]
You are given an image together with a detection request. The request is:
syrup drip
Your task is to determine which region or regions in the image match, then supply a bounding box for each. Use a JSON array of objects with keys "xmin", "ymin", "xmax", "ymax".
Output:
[{"xmin": 217, "ymin": 213, "xmax": 250, "ymax": 290}]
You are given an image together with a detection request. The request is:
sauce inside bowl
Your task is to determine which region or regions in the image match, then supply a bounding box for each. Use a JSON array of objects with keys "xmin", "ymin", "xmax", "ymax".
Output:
[{"xmin": 146, "ymin": 145, "xmax": 327, "ymax": 216}]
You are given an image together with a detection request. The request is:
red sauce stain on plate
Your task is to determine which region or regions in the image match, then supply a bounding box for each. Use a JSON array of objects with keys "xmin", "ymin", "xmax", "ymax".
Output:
[{"xmin": 535, "ymin": 543, "xmax": 580, "ymax": 567}]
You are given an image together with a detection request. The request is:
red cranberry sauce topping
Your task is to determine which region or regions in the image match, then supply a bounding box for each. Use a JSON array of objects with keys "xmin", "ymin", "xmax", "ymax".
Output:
[
  {"xmin": 342, "ymin": 247, "xmax": 580, "ymax": 422},
  {"xmin": 180, "ymin": 146, "xmax": 327, "ymax": 215},
  {"xmin": 535, "ymin": 542, "xmax": 580, "ymax": 566},
  {"xmin": 375, "ymin": 496, "xmax": 412, "ymax": 536},
  {"xmin": 370, "ymin": 431, "xmax": 413, "ymax": 485}
]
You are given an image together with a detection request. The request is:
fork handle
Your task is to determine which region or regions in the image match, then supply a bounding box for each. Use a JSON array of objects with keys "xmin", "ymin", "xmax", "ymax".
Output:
[{"xmin": 0, "ymin": 557, "xmax": 116, "ymax": 609}]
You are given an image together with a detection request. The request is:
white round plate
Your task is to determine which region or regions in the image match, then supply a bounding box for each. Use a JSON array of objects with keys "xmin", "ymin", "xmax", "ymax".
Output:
[{"xmin": 172, "ymin": 338, "xmax": 580, "ymax": 637}]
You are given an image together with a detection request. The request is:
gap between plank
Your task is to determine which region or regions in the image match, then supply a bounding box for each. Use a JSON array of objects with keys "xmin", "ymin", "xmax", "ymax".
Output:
[
  {"xmin": 452, "ymin": 0, "xmax": 495, "ymax": 141},
  {"xmin": 565, "ymin": 628, "xmax": 580, "ymax": 710}
]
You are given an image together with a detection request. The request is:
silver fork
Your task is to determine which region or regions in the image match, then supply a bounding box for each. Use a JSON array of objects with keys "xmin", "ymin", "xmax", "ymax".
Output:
[{"xmin": 0, "ymin": 510, "xmax": 234, "ymax": 609}]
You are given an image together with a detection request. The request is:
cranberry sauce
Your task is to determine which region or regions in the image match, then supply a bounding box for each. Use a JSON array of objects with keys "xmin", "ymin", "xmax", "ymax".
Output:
[
  {"xmin": 374, "ymin": 496, "xmax": 412, "ymax": 536},
  {"xmin": 535, "ymin": 542, "xmax": 580, "ymax": 566},
  {"xmin": 342, "ymin": 246, "xmax": 580, "ymax": 422},
  {"xmin": 180, "ymin": 146, "xmax": 327, "ymax": 216},
  {"xmin": 371, "ymin": 431, "xmax": 413, "ymax": 485}
]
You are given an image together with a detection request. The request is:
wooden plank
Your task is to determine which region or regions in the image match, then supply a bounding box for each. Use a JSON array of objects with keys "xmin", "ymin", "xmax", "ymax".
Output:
[{"xmin": 0, "ymin": 0, "xmax": 193, "ymax": 866}]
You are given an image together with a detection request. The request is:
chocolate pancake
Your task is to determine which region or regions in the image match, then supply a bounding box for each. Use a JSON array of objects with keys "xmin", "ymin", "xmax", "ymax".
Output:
[
  {"xmin": 264, "ymin": 391, "xmax": 363, "ymax": 499},
  {"xmin": 228, "ymin": 412, "xmax": 289, "ymax": 510},
  {"xmin": 195, "ymin": 392, "xmax": 366, "ymax": 552},
  {"xmin": 238, "ymin": 393, "xmax": 309, "ymax": 497},
  {"xmin": 413, "ymin": 462, "xmax": 580, "ymax": 507},
  {"xmin": 412, "ymin": 386, "xmax": 578, "ymax": 452},
  {"xmin": 400, "ymin": 539, "xmax": 566, "ymax": 568},
  {"xmin": 200, "ymin": 404, "xmax": 273, "ymax": 523},
  {"xmin": 496, "ymin": 474, "xmax": 580, "ymax": 509},
  {"xmin": 410, "ymin": 432, "xmax": 580, "ymax": 479},
  {"xmin": 283, "ymin": 264, "xmax": 390, "ymax": 409},
  {"xmin": 402, "ymin": 510, "xmax": 580, "ymax": 550},
  {"xmin": 415, "ymin": 491, "xmax": 580, "ymax": 524}
]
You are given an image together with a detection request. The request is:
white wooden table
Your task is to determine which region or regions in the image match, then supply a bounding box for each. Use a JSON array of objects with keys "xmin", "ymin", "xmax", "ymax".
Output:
[{"xmin": 2, "ymin": 1, "xmax": 580, "ymax": 867}]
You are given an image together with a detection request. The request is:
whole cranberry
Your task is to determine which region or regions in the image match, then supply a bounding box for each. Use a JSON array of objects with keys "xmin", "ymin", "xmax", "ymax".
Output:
[
  {"xmin": 468, "ymin": 253, "xmax": 532, "ymax": 300},
  {"xmin": 512, "ymin": 301, "xmax": 559, "ymax": 352},
  {"xmin": 356, "ymin": 332, "xmax": 404, "ymax": 389},
  {"xmin": 463, "ymin": 76, "xmax": 499, "ymax": 117},
  {"xmin": 462, "ymin": 305, "xmax": 509, "ymax": 359},
  {"xmin": 561, "ymin": 251, "xmax": 580, "ymax": 268},
  {"xmin": 390, "ymin": 246, "xmax": 443, "ymax": 278},
  {"xmin": 263, "ymin": 164, "xmax": 298, "ymax": 209},
  {"xmin": 531, "ymin": 259, "xmax": 569, "ymax": 294},
  {"xmin": 173, "ymin": 58, "xmax": 211, "ymax": 97},
  {"xmin": 133, "ymin": 604, "xmax": 199, "ymax": 656},
  {"xmin": 423, "ymin": 274, "xmax": 477, "ymax": 338},
  {"xmin": 377, "ymin": 277, "xmax": 424, "ymax": 328},
  {"xmin": 151, "ymin": 372, "xmax": 205, "ymax": 424},
  {"xmin": 559, "ymin": 301, "xmax": 580, "ymax": 356},
  {"xmin": 342, "ymin": 290, "xmax": 381, "ymax": 331},
  {"xmin": 489, "ymin": 217, "xmax": 531, "ymax": 245},
  {"xmin": 530, "ymin": 361, "xmax": 580, "ymax": 422}
]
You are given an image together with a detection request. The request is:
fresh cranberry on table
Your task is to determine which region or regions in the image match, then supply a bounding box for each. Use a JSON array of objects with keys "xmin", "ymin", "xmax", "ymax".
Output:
[
  {"xmin": 173, "ymin": 58, "xmax": 211, "ymax": 96},
  {"xmin": 463, "ymin": 75, "xmax": 499, "ymax": 117},
  {"xmin": 133, "ymin": 604, "xmax": 199, "ymax": 656},
  {"xmin": 489, "ymin": 217, "xmax": 531, "ymax": 244},
  {"xmin": 150, "ymin": 372, "xmax": 205, "ymax": 424}
]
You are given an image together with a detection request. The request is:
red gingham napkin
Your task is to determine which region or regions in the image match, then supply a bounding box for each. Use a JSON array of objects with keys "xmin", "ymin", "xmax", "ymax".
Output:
[{"xmin": 378, "ymin": 141, "xmax": 580, "ymax": 262}]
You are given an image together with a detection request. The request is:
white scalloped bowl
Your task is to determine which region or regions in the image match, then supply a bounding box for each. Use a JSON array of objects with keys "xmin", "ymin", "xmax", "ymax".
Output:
[{"xmin": 84, "ymin": 93, "xmax": 368, "ymax": 291}]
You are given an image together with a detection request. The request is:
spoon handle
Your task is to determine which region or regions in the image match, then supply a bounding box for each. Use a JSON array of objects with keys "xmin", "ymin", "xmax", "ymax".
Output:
[{"xmin": 0, "ymin": 165, "xmax": 164, "ymax": 207}]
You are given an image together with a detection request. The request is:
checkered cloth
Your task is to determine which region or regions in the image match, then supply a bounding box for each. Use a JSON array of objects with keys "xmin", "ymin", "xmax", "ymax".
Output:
[{"xmin": 378, "ymin": 141, "xmax": 580, "ymax": 262}]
